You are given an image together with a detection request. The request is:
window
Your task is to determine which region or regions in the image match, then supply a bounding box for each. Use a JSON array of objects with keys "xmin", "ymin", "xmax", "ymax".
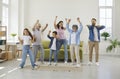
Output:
[
  {"xmin": 99, "ymin": 0, "xmax": 113, "ymax": 36},
  {"xmin": 2, "ymin": 0, "xmax": 9, "ymax": 26},
  {"xmin": 2, "ymin": 0, "xmax": 9, "ymax": 5}
]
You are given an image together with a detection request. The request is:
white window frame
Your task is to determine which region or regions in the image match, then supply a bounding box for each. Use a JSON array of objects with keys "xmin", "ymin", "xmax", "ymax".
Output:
[
  {"xmin": 2, "ymin": 0, "xmax": 9, "ymax": 27},
  {"xmin": 99, "ymin": 0, "xmax": 113, "ymax": 36}
]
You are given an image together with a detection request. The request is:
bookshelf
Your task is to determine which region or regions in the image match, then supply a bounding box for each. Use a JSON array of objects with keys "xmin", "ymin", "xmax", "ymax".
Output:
[{"xmin": 0, "ymin": 26, "xmax": 7, "ymax": 62}]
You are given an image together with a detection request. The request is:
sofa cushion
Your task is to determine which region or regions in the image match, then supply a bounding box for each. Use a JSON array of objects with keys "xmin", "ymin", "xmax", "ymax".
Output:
[
  {"xmin": 36, "ymin": 40, "xmax": 83, "ymax": 61},
  {"xmin": 42, "ymin": 40, "xmax": 50, "ymax": 49}
]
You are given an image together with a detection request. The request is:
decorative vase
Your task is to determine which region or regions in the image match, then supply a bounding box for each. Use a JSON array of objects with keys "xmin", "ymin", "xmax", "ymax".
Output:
[{"xmin": 11, "ymin": 33, "xmax": 17, "ymax": 42}]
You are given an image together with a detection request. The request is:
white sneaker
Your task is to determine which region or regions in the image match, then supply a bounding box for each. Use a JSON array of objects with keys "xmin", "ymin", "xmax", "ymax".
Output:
[
  {"xmin": 64, "ymin": 61, "xmax": 67, "ymax": 64},
  {"xmin": 95, "ymin": 62, "xmax": 99, "ymax": 66},
  {"xmin": 34, "ymin": 63, "xmax": 38, "ymax": 66},
  {"xmin": 75, "ymin": 64, "xmax": 81, "ymax": 67},
  {"xmin": 88, "ymin": 62, "xmax": 93, "ymax": 65},
  {"xmin": 18, "ymin": 66, "xmax": 23, "ymax": 69},
  {"xmin": 48, "ymin": 62, "xmax": 51, "ymax": 66},
  {"xmin": 32, "ymin": 66, "xmax": 38, "ymax": 70},
  {"xmin": 53, "ymin": 62, "xmax": 57, "ymax": 66}
]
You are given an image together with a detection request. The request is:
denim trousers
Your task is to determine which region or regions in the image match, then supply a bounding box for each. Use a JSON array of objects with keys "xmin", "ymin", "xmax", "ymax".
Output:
[
  {"xmin": 49, "ymin": 49, "xmax": 57, "ymax": 63},
  {"xmin": 20, "ymin": 45, "xmax": 35, "ymax": 68},
  {"xmin": 57, "ymin": 39, "xmax": 68, "ymax": 61}
]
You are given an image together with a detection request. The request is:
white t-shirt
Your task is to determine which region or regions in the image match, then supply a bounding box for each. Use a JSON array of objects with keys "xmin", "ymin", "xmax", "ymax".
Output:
[
  {"xmin": 51, "ymin": 38, "xmax": 56, "ymax": 50},
  {"xmin": 94, "ymin": 27, "xmax": 99, "ymax": 41},
  {"xmin": 71, "ymin": 32, "xmax": 76, "ymax": 44},
  {"xmin": 22, "ymin": 36, "xmax": 31, "ymax": 45},
  {"xmin": 32, "ymin": 29, "xmax": 42, "ymax": 45}
]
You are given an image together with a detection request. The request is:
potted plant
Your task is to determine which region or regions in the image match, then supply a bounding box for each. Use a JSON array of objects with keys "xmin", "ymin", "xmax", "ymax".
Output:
[
  {"xmin": 101, "ymin": 32, "xmax": 110, "ymax": 40},
  {"xmin": 106, "ymin": 39, "xmax": 120, "ymax": 53},
  {"xmin": 11, "ymin": 33, "xmax": 17, "ymax": 42},
  {"xmin": 11, "ymin": 33, "xmax": 17, "ymax": 37}
]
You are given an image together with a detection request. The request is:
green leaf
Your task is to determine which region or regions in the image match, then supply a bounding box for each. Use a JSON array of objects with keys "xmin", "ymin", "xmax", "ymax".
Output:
[
  {"xmin": 106, "ymin": 45, "xmax": 113, "ymax": 52},
  {"xmin": 106, "ymin": 39, "xmax": 120, "ymax": 53},
  {"xmin": 101, "ymin": 32, "xmax": 110, "ymax": 40}
]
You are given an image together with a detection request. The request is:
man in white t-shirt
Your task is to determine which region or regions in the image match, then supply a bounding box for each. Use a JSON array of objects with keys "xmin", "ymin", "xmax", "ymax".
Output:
[{"xmin": 32, "ymin": 20, "xmax": 48, "ymax": 64}]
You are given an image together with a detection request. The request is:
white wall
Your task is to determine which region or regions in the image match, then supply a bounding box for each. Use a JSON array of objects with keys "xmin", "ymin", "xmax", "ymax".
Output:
[
  {"xmin": 113, "ymin": 0, "xmax": 120, "ymax": 40},
  {"xmin": 0, "ymin": 0, "xmax": 119, "ymax": 54},
  {"xmin": 7, "ymin": 0, "xmax": 19, "ymax": 41},
  {"xmin": 20, "ymin": 0, "xmax": 99, "ymax": 53},
  {"xmin": 9, "ymin": 0, "xmax": 19, "ymax": 34},
  {"xmin": 6, "ymin": 0, "xmax": 120, "ymax": 54},
  {"xmin": 18, "ymin": 0, "xmax": 24, "ymax": 36},
  {"xmin": 113, "ymin": 0, "xmax": 120, "ymax": 53},
  {"xmin": 99, "ymin": 0, "xmax": 120, "ymax": 55}
]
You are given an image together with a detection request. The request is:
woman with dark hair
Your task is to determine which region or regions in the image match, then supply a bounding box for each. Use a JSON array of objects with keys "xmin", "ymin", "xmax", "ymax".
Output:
[
  {"xmin": 54, "ymin": 16, "xmax": 68, "ymax": 63},
  {"xmin": 18, "ymin": 28, "xmax": 37, "ymax": 69}
]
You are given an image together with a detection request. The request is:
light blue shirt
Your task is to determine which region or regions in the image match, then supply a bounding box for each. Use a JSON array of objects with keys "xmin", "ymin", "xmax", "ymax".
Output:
[{"xmin": 66, "ymin": 23, "xmax": 83, "ymax": 45}]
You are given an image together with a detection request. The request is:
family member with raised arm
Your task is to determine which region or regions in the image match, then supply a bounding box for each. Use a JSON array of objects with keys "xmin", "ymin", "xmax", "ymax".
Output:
[
  {"xmin": 54, "ymin": 16, "xmax": 68, "ymax": 63},
  {"xmin": 87, "ymin": 18, "xmax": 105, "ymax": 66},
  {"xmin": 32, "ymin": 20, "xmax": 48, "ymax": 64},
  {"xmin": 47, "ymin": 30, "xmax": 59, "ymax": 66},
  {"xmin": 18, "ymin": 28, "xmax": 37, "ymax": 70},
  {"xmin": 66, "ymin": 17, "xmax": 83, "ymax": 67}
]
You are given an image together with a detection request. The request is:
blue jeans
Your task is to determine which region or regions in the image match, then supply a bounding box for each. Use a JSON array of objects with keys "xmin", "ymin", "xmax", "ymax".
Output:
[
  {"xmin": 57, "ymin": 39, "xmax": 68, "ymax": 61},
  {"xmin": 20, "ymin": 45, "xmax": 35, "ymax": 68},
  {"xmin": 32, "ymin": 45, "xmax": 44, "ymax": 63},
  {"xmin": 49, "ymin": 49, "xmax": 57, "ymax": 63}
]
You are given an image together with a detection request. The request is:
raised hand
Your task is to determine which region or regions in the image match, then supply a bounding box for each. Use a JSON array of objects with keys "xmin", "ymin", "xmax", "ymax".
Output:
[
  {"xmin": 36, "ymin": 20, "xmax": 39, "ymax": 23},
  {"xmin": 68, "ymin": 19, "xmax": 71, "ymax": 23},
  {"xmin": 77, "ymin": 17, "xmax": 80, "ymax": 21},
  {"xmin": 77, "ymin": 17, "xmax": 81, "ymax": 23},
  {"xmin": 46, "ymin": 24, "xmax": 48, "ymax": 27},
  {"xmin": 54, "ymin": 16, "xmax": 58, "ymax": 29},
  {"xmin": 65, "ymin": 18, "xmax": 67, "ymax": 22},
  {"xmin": 55, "ymin": 16, "xmax": 58, "ymax": 19}
]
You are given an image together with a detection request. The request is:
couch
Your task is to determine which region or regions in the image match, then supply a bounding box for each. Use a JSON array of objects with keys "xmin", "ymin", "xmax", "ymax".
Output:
[{"xmin": 37, "ymin": 40, "xmax": 83, "ymax": 62}]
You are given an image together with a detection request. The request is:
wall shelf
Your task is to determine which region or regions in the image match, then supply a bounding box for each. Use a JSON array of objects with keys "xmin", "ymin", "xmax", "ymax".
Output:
[{"xmin": 0, "ymin": 26, "xmax": 7, "ymax": 62}]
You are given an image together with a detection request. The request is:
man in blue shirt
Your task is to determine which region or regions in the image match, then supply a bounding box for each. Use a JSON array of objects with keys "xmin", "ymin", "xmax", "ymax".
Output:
[{"xmin": 87, "ymin": 18, "xmax": 105, "ymax": 66}]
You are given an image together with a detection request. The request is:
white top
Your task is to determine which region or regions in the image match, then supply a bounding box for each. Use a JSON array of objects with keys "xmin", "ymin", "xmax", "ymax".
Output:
[
  {"xmin": 32, "ymin": 29, "xmax": 42, "ymax": 45},
  {"xmin": 22, "ymin": 36, "xmax": 31, "ymax": 45},
  {"xmin": 71, "ymin": 32, "xmax": 76, "ymax": 44},
  {"xmin": 94, "ymin": 27, "xmax": 99, "ymax": 41},
  {"xmin": 50, "ymin": 38, "xmax": 56, "ymax": 50}
]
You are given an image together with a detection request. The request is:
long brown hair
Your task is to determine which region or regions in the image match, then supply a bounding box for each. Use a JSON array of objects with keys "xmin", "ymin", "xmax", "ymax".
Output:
[
  {"xmin": 57, "ymin": 21, "xmax": 64, "ymax": 29},
  {"xmin": 23, "ymin": 28, "xmax": 33, "ymax": 40}
]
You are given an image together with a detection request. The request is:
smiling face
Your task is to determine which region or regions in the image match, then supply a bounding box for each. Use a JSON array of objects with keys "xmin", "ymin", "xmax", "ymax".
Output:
[
  {"xmin": 91, "ymin": 18, "xmax": 97, "ymax": 26},
  {"xmin": 57, "ymin": 21, "xmax": 64, "ymax": 29},
  {"xmin": 23, "ymin": 29, "xmax": 29, "ymax": 35},
  {"xmin": 52, "ymin": 31, "xmax": 57, "ymax": 37},
  {"xmin": 52, "ymin": 33, "xmax": 56, "ymax": 37},
  {"xmin": 35, "ymin": 23, "xmax": 41, "ymax": 29},
  {"xmin": 72, "ymin": 25, "xmax": 78, "ymax": 32},
  {"xmin": 59, "ymin": 21, "xmax": 63, "ymax": 27}
]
